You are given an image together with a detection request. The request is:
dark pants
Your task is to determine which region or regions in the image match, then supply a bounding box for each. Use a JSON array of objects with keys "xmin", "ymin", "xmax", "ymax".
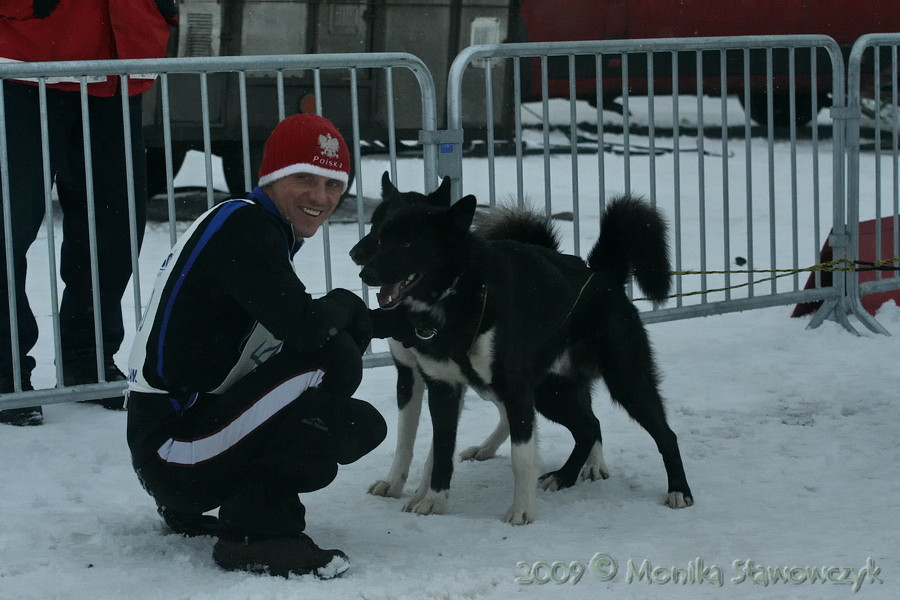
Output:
[
  {"xmin": 127, "ymin": 333, "xmax": 386, "ymax": 538},
  {"xmin": 0, "ymin": 80, "xmax": 147, "ymax": 381}
]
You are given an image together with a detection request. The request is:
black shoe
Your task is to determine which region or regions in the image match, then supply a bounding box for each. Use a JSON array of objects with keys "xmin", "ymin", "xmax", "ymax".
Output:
[
  {"xmin": 0, "ymin": 405, "xmax": 43, "ymax": 426},
  {"xmin": 63, "ymin": 362, "xmax": 127, "ymax": 410},
  {"xmin": 212, "ymin": 533, "xmax": 349, "ymax": 579},
  {"xmin": 0, "ymin": 373, "xmax": 42, "ymax": 426},
  {"xmin": 158, "ymin": 505, "xmax": 221, "ymax": 537}
]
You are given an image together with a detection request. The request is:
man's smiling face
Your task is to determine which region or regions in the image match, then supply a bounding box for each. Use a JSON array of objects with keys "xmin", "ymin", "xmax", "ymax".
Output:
[{"xmin": 264, "ymin": 172, "xmax": 344, "ymax": 239}]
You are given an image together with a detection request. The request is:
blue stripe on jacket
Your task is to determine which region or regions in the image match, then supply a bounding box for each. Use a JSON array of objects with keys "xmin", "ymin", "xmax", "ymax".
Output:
[{"xmin": 155, "ymin": 201, "xmax": 249, "ymax": 383}]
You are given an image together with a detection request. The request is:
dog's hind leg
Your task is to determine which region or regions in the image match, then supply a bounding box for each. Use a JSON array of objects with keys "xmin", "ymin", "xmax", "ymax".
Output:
[
  {"xmin": 460, "ymin": 397, "xmax": 509, "ymax": 461},
  {"xmin": 534, "ymin": 375, "xmax": 609, "ymax": 491},
  {"xmin": 600, "ymin": 316, "xmax": 694, "ymax": 508},
  {"xmin": 403, "ymin": 377, "xmax": 465, "ymax": 516},
  {"xmin": 369, "ymin": 342, "xmax": 424, "ymax": 498}
]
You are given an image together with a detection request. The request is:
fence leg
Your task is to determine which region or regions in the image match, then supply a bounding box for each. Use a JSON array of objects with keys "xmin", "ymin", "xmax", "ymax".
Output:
[
  {"xmin": 833, "ymin": 96, "xmax": 893, "ymax": 336},
  {"xmin": 849, "ymin": 301, "xmax": 892, "ymax": 335},
  {"xmin": 807, "ymin": 297, "xmax": 861, "ymax": 335}
]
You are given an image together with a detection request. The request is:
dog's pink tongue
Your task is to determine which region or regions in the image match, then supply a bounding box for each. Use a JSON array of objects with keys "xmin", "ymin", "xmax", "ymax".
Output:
[{"xmin": 377, "ymin": 282, "xmax": 402, "ymax": 307}]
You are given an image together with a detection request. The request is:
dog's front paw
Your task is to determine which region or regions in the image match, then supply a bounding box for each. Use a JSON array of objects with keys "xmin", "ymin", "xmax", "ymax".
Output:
[
  {"xmin": 459, "ymin": 445, "xmax": 496, "ymax": 461},
  {"xmin": 368, "ymin": 479, "xmax": 404, "ymax": 498},
  {"xmin": 664, "ymin": 491, "xmax": 694, "ymax": 508},
  {"xmin": 403, "ymin": 489, "xmax": 448, "ymax": 515},
  {"xmin": 503, "ymin": 502, "xmax": 536, "ymax": 525}
]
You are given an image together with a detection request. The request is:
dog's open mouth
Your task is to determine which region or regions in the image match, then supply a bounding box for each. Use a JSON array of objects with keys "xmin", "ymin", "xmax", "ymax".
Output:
[{"xmin": 376, "ymin": 273, "xmax": 422, "ymax": 309}]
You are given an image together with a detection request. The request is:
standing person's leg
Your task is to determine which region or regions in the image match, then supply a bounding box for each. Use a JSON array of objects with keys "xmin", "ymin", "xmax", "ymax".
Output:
[
  {"xmin": 0, "ymin": 82, "xmax": 65, "ymax": 425},
  {"xmin": 57, "ymin": 92, "xmax": 147, "ymax": 400},
  {"xmin": 127, "ymin": 332, "xmax": 385, "ymax": 577}
]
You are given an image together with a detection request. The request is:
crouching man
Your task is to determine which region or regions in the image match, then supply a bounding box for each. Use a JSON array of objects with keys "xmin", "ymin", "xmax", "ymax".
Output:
[{"xmin": 126, "ymin": 114, "xmax": 385, "ymax": 578}]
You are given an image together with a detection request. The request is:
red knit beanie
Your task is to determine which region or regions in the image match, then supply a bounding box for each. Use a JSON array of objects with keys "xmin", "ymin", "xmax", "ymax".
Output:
[{"xmin": 257, "ymin": 114, "xmax": 351, "ymax": 192}]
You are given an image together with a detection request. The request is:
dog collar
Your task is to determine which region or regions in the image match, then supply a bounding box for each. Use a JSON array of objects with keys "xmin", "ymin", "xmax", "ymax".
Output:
[
  {"xmin": 415, "ymin": 327, "xmax": 437, "ymax": 340},
  {"xmin": 412, "ymin": 277, "xmax": 459, "ymax": 339},
  {"xmin": 409, "ymin": 282, "xmax": 487, "ymax": 348}
]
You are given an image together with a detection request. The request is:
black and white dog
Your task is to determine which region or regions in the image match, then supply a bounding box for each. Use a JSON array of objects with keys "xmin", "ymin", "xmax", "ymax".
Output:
[{"xmin": 350, "ymin": 174, "xmax": 693, "ymax": 524}]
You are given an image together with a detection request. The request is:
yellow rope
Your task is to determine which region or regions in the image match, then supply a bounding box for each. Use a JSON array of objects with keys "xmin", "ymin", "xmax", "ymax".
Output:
[{"xmin": 633, "ymin": 257, "xmax": 900, "ymax": 302}]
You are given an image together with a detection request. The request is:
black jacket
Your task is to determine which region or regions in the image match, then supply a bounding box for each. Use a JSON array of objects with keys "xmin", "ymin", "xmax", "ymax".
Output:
[{"xmin": 128, "ymin": 187, "xmax": 363, "ymax": 402}]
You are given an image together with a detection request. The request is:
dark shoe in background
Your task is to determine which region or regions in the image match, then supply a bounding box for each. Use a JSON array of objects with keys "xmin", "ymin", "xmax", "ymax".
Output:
[
  {"xmin": 64, "ymin": 361, "xmax": 127, "ymax": 410},
  {"xmin": 0, "ymin": 373, "xmax": 42, "ymax": 426},
  {"xmin": 0, "ymin": 405, "xmax": 43, "ymax": 426},
  {"xmin": 213, "ymin": 533, "xmax": 350, "ymax": 579}
]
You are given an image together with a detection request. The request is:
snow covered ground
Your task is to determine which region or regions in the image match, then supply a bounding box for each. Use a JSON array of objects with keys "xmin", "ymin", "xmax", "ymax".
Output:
[{"xmin": 1, "ymin": 97, "xmax": 898, "ymax": 599}]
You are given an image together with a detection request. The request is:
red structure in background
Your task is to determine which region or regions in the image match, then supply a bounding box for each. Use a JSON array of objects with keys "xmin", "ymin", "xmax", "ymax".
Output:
[{"xmin": 793, "ymin": 217, "xmax": 900, "ymax": 318}]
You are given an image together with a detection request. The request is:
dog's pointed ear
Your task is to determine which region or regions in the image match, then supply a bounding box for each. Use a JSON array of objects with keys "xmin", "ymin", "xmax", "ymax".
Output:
[
  {"xmin": 381, "ymin": 171, "xmax": 397, "ymax": 199},
  {"xmin": 426, "ymin": 176, "xmax": 453, "ymax": 208},
  {"xmin": 447, "ymin": 194, "xmax": 477, "ymax": 232}
]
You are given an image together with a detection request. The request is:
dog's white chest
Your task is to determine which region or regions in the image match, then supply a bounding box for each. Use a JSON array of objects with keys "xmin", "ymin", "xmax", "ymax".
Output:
[
  {"xmin": 411, "ymin": 328, "xmax": 495, "ymax": 387},
  {"xmin": 413, "ymin": 352, "xmax": 466, "ymax": 385}
]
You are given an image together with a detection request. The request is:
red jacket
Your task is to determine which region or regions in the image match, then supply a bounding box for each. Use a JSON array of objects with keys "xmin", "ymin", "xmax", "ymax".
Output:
[{"xmin": 0, "ymin": 0, "xmax": 177, "ymax": 96}]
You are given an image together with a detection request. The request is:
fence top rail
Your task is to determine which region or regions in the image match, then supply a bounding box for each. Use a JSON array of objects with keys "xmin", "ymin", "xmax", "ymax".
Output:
[
  {"xmin": 0, "ymin": 50, "xmax": 440, "ymax": 163},
  {"xmin": 0, "ymin": 52, "xmax": 433, "ymax": 79},
  {"xmin": 448, "ymin": 34, "xmax": 844, "ymax": 127},
  {"xmin": 847, "ymin": 33, "xmax": 900, "ymax": 92},
  {"xmin": 452, "ymin": 34, "xmax": 841, "ymax": 64},
  {"xmin": 849, "ymin": 32, "xmax": 900, "ymax": 50}
]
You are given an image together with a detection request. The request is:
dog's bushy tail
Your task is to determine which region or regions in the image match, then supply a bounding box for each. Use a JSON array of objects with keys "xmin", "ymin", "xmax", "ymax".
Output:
[
  {"xmin": 475, "ymin": 206, "xmax": 560, "ymax": 251},
  {"xmin": 587, "ymin": 195, "xmax": 671, "ymax": 305}
]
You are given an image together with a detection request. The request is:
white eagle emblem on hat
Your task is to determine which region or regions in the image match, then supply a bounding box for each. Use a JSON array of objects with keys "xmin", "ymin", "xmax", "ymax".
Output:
[{"xmin": 319, "ymin": 133, "xmax": 340, "ymax": 158}]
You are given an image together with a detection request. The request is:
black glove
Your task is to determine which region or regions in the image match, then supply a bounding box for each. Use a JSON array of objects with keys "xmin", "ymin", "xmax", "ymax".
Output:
[
  {"xmin": 369, "ymin": 309, "xmax": 392, "ymax": 339},
  {"xmin": 323, "ymin": 288, "xmax": 366, "ymax": 318},
  {"xmin": 345, "ymin": 308, "xmax": 373, "ymax": 353},
  {"xmin": 370, "ymin": 308, "xmax": 415, "ymax": 342},
  {"xmin": 323, "ymin": 288, "xmax": 370, "ymax": 351}
]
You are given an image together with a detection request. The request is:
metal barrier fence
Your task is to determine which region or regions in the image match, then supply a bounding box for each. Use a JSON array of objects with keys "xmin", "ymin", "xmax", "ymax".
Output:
[
  {"xmin": 445, "ymin": 35, "xmax": 894, "ymax": 334},
  {"xmin": 844, "ymin": 33, "xmax": 900, "ymax": 333},
  {"xmin": 0, "ymin": 53, "xmax": 437, "ymax": 410},
  {"xmin": 1, "ymin": 35, "xmax": 898, "ymax": 411}
]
